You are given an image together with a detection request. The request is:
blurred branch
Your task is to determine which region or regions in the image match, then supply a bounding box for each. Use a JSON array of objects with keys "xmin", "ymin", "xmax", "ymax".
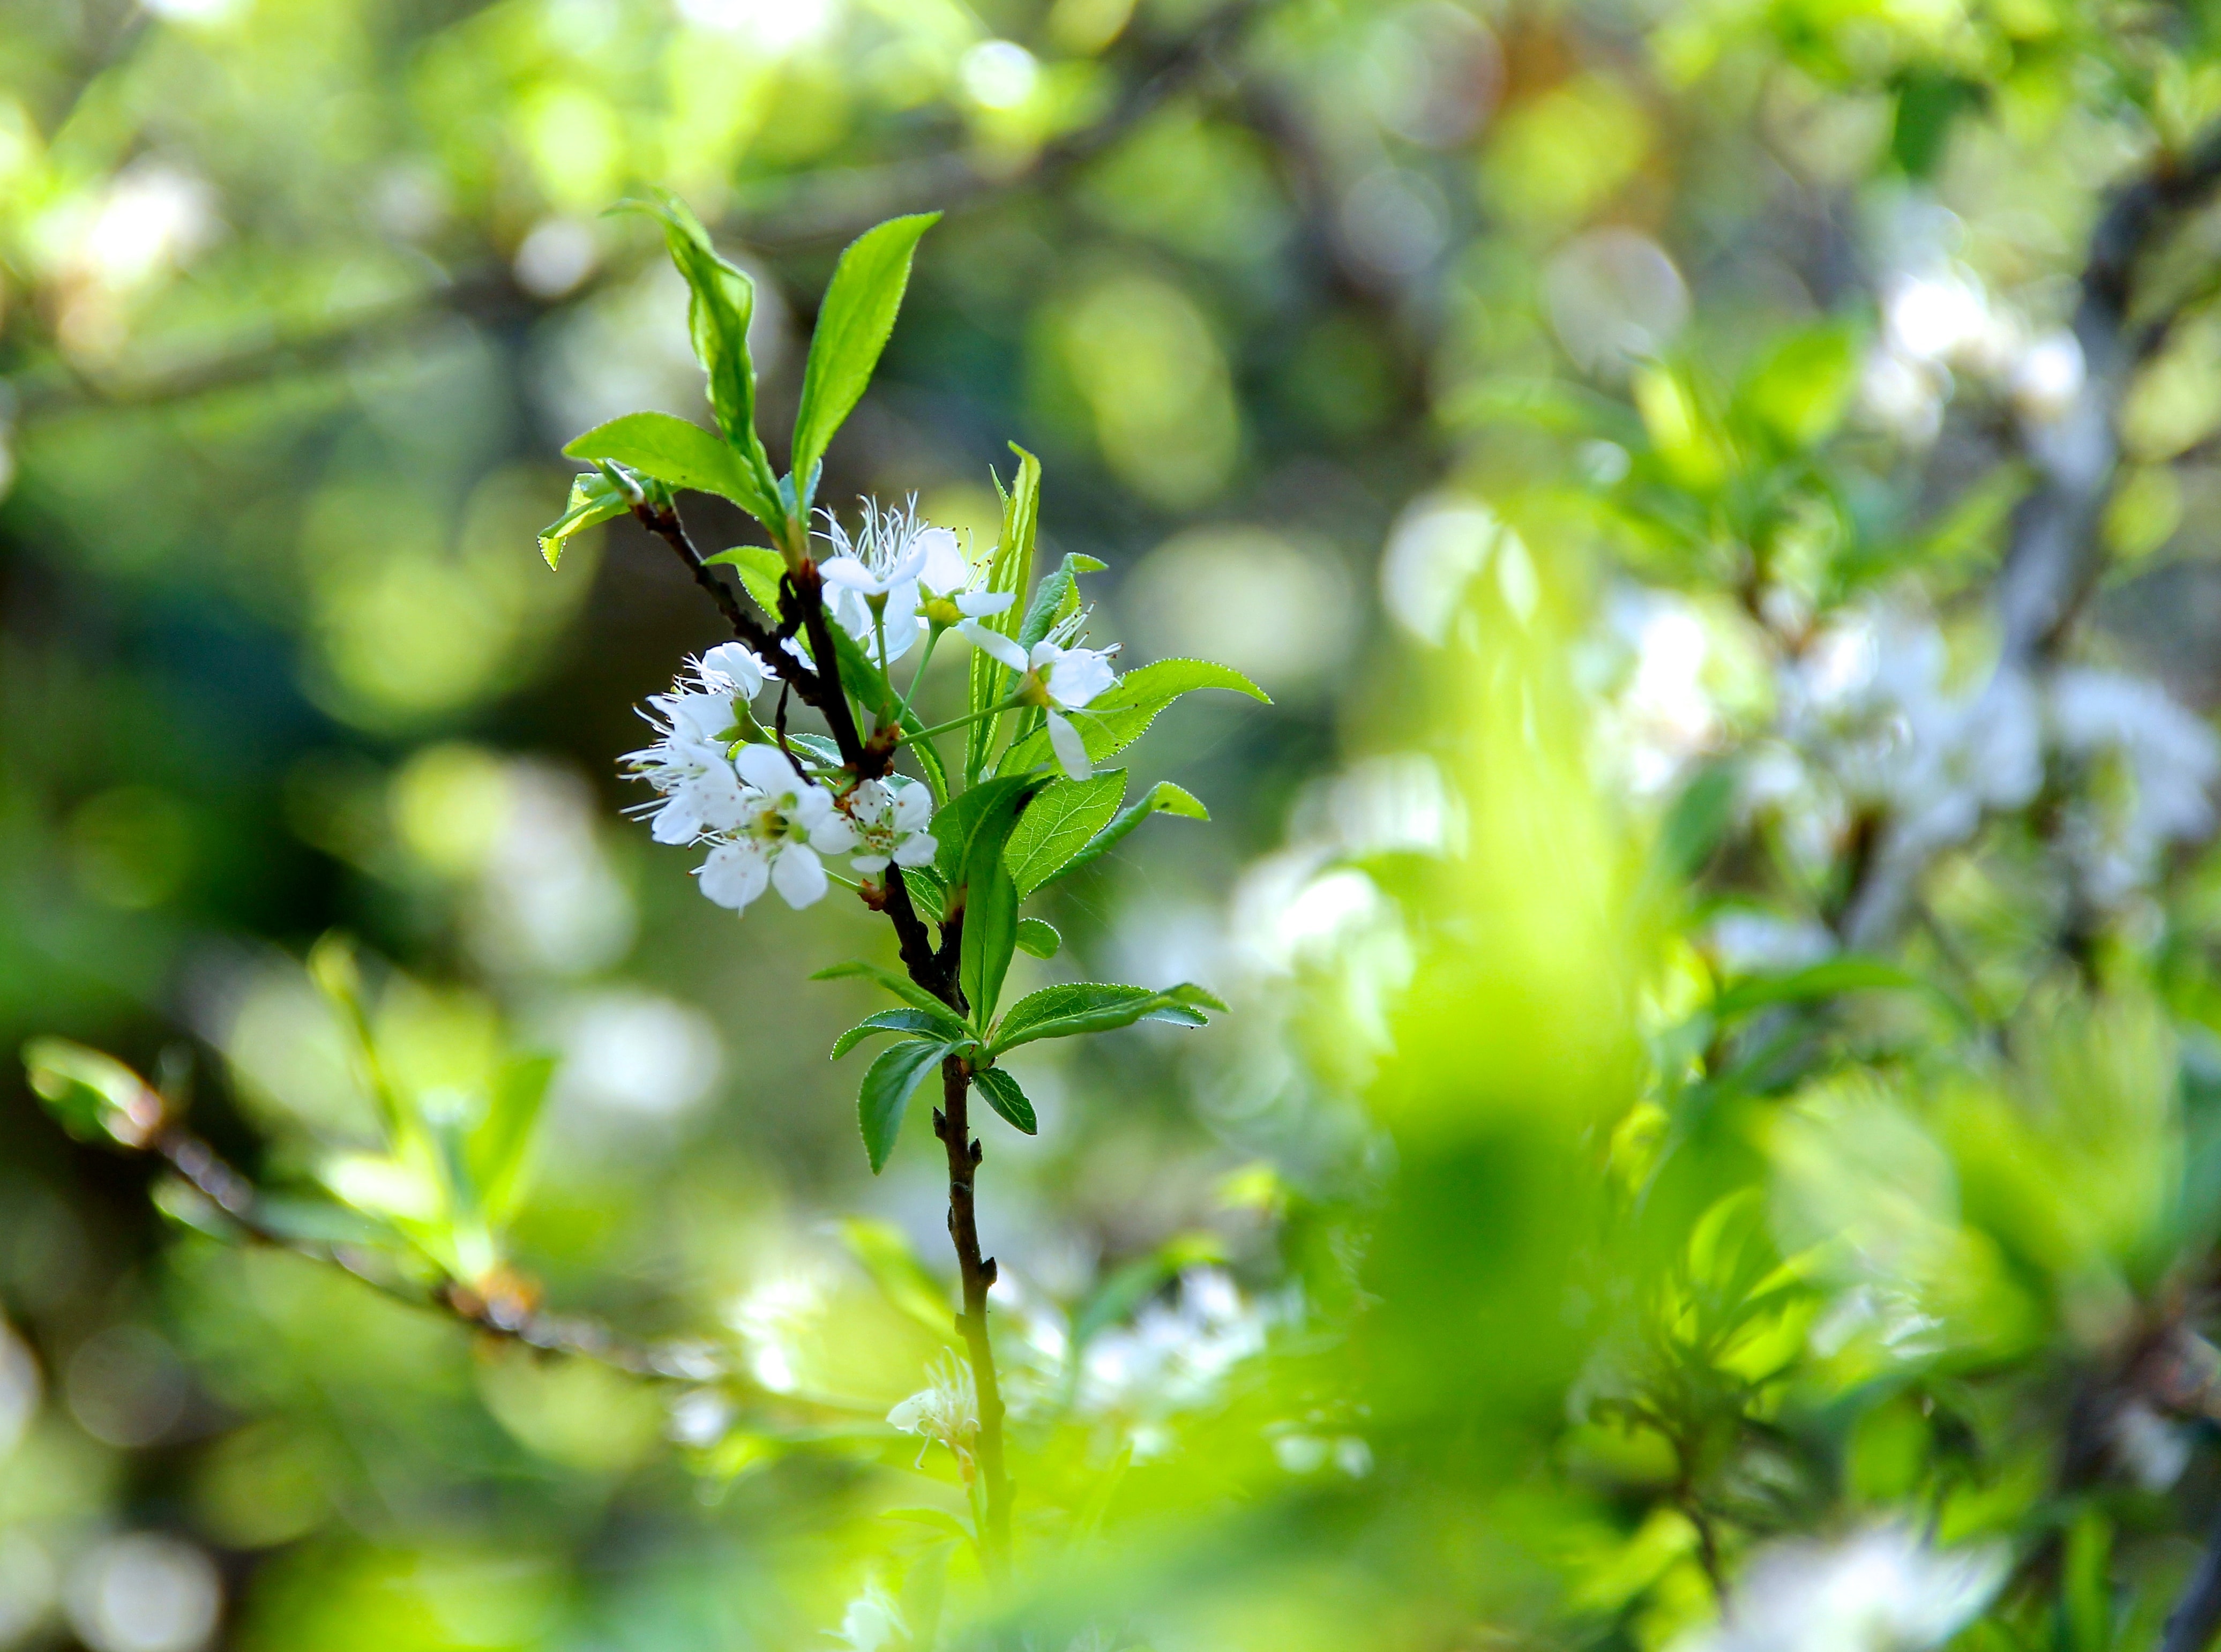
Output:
[
  {"xmin": 149, "ymin": 1114, "xmax": 733, "ymax": 1384},
  {"xmin": 12, "ymin": 2, "xmax": 1264, "ymax": 428},
  {"xmin": 1840, "ymin": 124, "xmax": 2221, "ymax": 946}
]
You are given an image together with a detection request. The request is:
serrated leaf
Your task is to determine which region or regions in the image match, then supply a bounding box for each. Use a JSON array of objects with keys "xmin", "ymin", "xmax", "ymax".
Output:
[
  {"xmin": 900, "ymin": 865, "xmax": 947, "ymax": 924},
  {"xmin": 1003, "ymin": 771, "xmax": 1126, "ymax": 896},
  {"xmin": 989, "ymin": 982, "xmax": 1225, "ymax": 1055},
  {"xmin": 999, "ymin": 659, "xmax": 1267, "ymax": 775},
  {"xmin": 973, "ymin": 1066, "xmax": 1036, "ymax": 1134},
  {"xmin": 959, "ymin": 858, "xmax": 1019, "ymax": 1025},
  {"xmin": 539, "ymin": 470, "xmax": 627, "ymax": 569},
  {"xmin": 832, "ymin": 1007, "xmax": 969, "ymax": 1060},
  {"xmin": 791, "ymin": 213, "xmax": 940, "ymax": 492},
  {"xmin": 1016, "ymin": 552, "xmax": 1108, "ymax": 651},
  {"xmin": 1033, "ymin": 780, "xmax": 1209, "ymax": 887},
  {"xmin": 814, "ymin": 959, "xmax": 961, "ymax": 1019},
  {"xmin": 859, "ymin": 1039, "xmax": 952, "ymax": 1173},
  {"xmin": 617, "ymin": 190, "xmax": 780, "ymax": 520},
  {"xmin": 968, "ymin": 446, "xmax": 1041, "ymax": 782},
  {"xmin": 1015, "ymin": 917, "xmax": 1060, "ymax": 959},
  {"xmin": 930, "ymin": 776, "xmax": 1038, "ymax": 885},
  {"xmin": 565, "ymin": 412, "xmax": 776, "ymax": 520}
]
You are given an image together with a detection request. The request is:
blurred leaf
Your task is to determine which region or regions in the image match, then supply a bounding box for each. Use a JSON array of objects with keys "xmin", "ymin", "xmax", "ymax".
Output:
[
  {"xmin": 1891, "ymin": 71, "xmax": 1985, "ymax": 178},
  {"xmin": 791, "ymin": 213, "xmax": 940, "ymax": 491},
  {"xmin": 1015, "ymin": 917, "xmax": 1061, "ymax": 959},
  {"xmin": 989, "ymin": 982, "xmax": 1224, "ymax": 1055},
  {"xmin": 1003, "ymin": 770, "xmax": 1127, "ymax": 896},
  {"xmin": 837, "ymin": 1218, "xmax": 955, "ymax": 1334},
  {"xmin": 537, "ymin": 470, "xmax": 627, "ymax": 570},
  {"xmin": 1709, "ymin": 956, "xmax": 1964, "ymax": 1025},
  {"xmin": 859, "ymin": 1039, "xmax": 952, "ymax": 1173},
  {"xmin": 973, "ymin": 1066, "xmax": 1036, "ymax": 1134},
  {"xmin": 24, "ymin": 1037, "xmax": 166, "ymax": 1147},
  {"xmin": 470, "ymin": 1054, "xmax": 555, "ymax": 1227},
  {"xmin": 1739, "ymin": 325, "xmax": 1860, "ymax": 450}
]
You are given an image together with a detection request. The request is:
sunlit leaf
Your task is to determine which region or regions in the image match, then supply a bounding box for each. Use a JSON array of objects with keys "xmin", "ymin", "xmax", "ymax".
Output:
[{"xmin": 791, "ymin": 213, "xmax": 940, "ymax": 492}]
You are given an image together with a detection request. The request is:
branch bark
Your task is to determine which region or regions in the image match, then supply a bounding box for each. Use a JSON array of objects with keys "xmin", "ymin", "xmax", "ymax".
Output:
[{"xmin": 934, "ymin": 1055, "xmax": 1012, "ymax": 1569}]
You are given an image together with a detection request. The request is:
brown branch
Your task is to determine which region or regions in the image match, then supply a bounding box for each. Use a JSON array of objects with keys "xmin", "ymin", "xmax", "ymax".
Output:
[{"xmin": 933, "ymin": 1056, "xmax": 1011, "ymax": 1568}]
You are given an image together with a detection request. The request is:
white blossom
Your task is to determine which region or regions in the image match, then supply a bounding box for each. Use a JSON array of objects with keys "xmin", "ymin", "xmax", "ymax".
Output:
[
  {"xmin": 828, "ymin": 1580, "xmax": 906, "ymax": 1652},
  {"xmin": 841, "ymin": 776, "xmax": 937, "ymax": 875},
  {"xmin": 696, "ymin": 744, "xmax": 856, "ymax": 913},
  {"xmin": 817, "ymin": 497, "xmax": 960, "ymax": 667},
  {"xmin": 2049, "ymin": 667, "xmax": 2220, "ymax": 903},
  {"xmin": 887, "ymin": 1350, "xmax": 979, "ymax": 1475},
  {"xmin": 1078, "ymin": 1268, "xmax": 1272, "ymax": 1437},
  {"xmin": 962, "ymin": 624, "xmax": 1121, "ymax": 780},
  {"xmin": 1676, "ymin": 1524, "xmax": 2006, "ymax": 1652},
  {"xmin": 696, "ymin": 640, "xmax": 777, "ymax": 698}
]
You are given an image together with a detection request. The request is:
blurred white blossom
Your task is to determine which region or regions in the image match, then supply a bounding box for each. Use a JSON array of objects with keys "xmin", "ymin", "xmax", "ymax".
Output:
[{"xmin": 1676, "ymin": 1524, "xmax": 2005, "ymax": 1652}]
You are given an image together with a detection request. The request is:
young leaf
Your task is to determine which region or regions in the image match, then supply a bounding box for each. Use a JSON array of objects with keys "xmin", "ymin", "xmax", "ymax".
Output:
[
  {"xmin": 900, "ymin": 866, "xmax": 947, "ymax": 924},
  {"xmin": 1041, "ymin": 781, "xmax": 1208, "ymax": 887},
  {"xmin": 990, "ymin": 982, "xmax": 1225, "ymax": 1056},
  {"xmin": 859, "ymin": 1038, "xmax": 952, "ymax": 1173},
  {"xmin": 469, "ymin": 1053, "xmax": 556, "ymax": 1225},
  {"xmin": 832, "ymin": 1007, "xmax": 970, "ymax": 1060},
  {"xmin": 973, "ymin": 1066, "xmax": 1037, "ymax": 1135},
  {"xmin": 1016, "ymin": 552, "xmax": 1109, "ymax": 650},
  {"xmin": 1015, "ymin": 917, "xmax": 1060, "ymax": 959},
  {"xmin": 836, "ymin": 1217, "xmax": 955, "ymax": 1334},
  {"xmin": 814, "ymin": 959, "xmax": 963, "ymax": 1020},
  {"xmin": 539, "ymin": 470, "xmax": 629, "ymax": 569},
  {"xmin": 959, "ymin": 859, "xmax": 1020, "ymax": 1025},
  {"xmin": 23, "ymin": 1038, "xmax": 164, "ymax": 1148},
  {"xmin": 930, "ymin": 775, "xmax": 1038, "ymax": 885},
  {"xmin": 619, "ymin": 190, "xmax": 779, "ymax": 511},
  {"xmin": 1002, "ymin": 771, "xmax": 1127, "ymax": 897},
  {"xmin": 998, "ymin": 659, "xmax": 1267, "ymax": 775},
  {"xmin": 565, "ymin": 413, "xmax": 778, "ymax": 522},
  {"xmin": 967, "ymin": 446, "xmax": 1041, "ymax": 782},
  {"xmin": 791, "ymin": 213, "xmax": 941, "ymax": 491}
]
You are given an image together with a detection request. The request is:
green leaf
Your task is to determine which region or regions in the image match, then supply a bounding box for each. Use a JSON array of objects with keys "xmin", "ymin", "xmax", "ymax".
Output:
[
  {"xmin": 1046, "ymin": 781, "xmax": 1209, "ymax": 886},
  {"xmin": 1016, "ymin": 552, "xmax": 1108, "ymax": 651},
  {"xmin": 813, "ymin": 959, "xmax": 962, "ymax": 1020},
  {"xmin": 930, "ymin": 775, "xmax": 1038, "ymax": 885},
  {"xmin": 973, "ymin": 1066, "xmax": 1036, "ymax": 1135},
  {"xmin": 23, "ymin": 1037, "xmax": 164, "ymax": 1148},
  {"xmin": 1708, "ymin": 956, "xmax": 1964, "ymax": 1024},
  {"xmin": 1002, "ymin": 771, "xmax": 1127, "ymax": 896},
  {"xmin": 469, "ymin": 1054, "xmax": 555, "ymax": 1225},
  {"xmin": 1738, "ymin": 323, "xmax": 1860, "ymax": 450},
  {"xmin": 999, "ymin": 659, "xmax": 1267, "ymax": 775},
  {"xmin": 880, "ymin": 1507, "xmax": 975, "ymax": 1543},
  {"xmin": 1015, "ymin": 917, "xmax": 1060, "ymax": 959},
  {"xmin": 539, "ymin": 470, "xmax": 627, "ymax": 569},
  {"xmin": 836, "ymin": 1217, "xmax": 955, "ymax": 1334},
  {"xmin": 968, "ymin": 446, "xmax": 1041, "ymax": 782},
  {"xmin": 617, "ymin": 190, "xmax": 779, "ymax": 515},
  {"xmin": 859, "ymin": 1039, "xmax": 951, "ymax": 1173},
  {"xmin": 791, "ymin": 213, "xmax": 940, "ymax": 492},
  {"xmin": 959, "ymin": 858, "xmax": 1019, "ymax": 1025},
  {"xmin": 989, "ymin": 982, "xmax": 1225, "ymax": 1056},
  {"xmin": 900, "ymin": 866, "xmax": 947, "ymax": 924},
  {"xmin": 565, "ymin": 412, "xmax": 777, "ymax": 521},
  {"xmin": 832, "ymin": 1007, "xmax": 969, "ymax": 1060}
]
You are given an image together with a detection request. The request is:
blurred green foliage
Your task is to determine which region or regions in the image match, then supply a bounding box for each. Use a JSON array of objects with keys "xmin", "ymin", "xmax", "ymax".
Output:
[{"xmin": 14, "ymin": 0, "xmax": 2221, "ymax": 1649}]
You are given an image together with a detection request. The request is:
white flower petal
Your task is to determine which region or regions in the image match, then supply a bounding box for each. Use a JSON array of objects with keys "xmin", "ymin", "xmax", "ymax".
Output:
[
  {"xmin": 851, "ymin": 852, "xmax": 892, "ymax": 873},
  {"xmin": 698, "ymin": 842, "xmax": 771, "ymax": 910},
  {"xmin": 894, "ymin": 834, "xmax": 937, "ymax": 867},
  {"xmin": 810, "ymin": 811, "xmax": 858, "ymax": 853},
  {"xmin": 1046, "ymin": 710, "xmax": 1094, "ymax": 780},
  {"xmin": 955, "ymin": 589, "xmax": 1016, "ymax": 617},
  {"xmin": 960, "ymin": 621, "xmax": 1028, "ymax": 672},
  {"xmin": 817, "ymin": 554, "xmax": 881, "ymax": 593},
  {"xmin": 772, "ymin": 843, "xmax": 828, "ymax": 907},
  {"xmin": 916, "ymin": 526, "xmax": 967, "ymax": 592}
]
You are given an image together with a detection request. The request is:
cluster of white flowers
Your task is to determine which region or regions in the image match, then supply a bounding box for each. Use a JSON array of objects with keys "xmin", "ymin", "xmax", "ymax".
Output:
[
  {"xmin": 1860, "ymin": 255, "xmax": 2084, "ymax": 444},
  {"xmin": 1769, "ymin": 606, "xmax": 2219, "ymax": 911},
  {"xmin": 1076, "ymin": 1268, "xmax": 1274, "ymax": 1447},
  {"xmin": 624, "ymin": 499, "xmax": 1131, "ymax": 910},
  {"xmin": 1675, "ymin": 1523, "xmax": 2006, "ymax": 1652},
  {"xmin": 623, "ymin": 642, "xmax": 937, "ymax": 916}
]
